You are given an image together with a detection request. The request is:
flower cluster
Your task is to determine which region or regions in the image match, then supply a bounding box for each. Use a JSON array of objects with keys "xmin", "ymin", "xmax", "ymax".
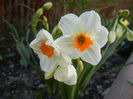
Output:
[{"xmin": 30, "ymin": 10, "xmax": 108, "ymax": 85}]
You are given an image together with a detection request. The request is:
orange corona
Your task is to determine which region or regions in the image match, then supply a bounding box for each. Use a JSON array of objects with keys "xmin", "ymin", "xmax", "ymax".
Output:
[
  {"xmin": 40, "ymin": 41, "xmax": 54, "ymax": 58},
  {"xmin": 74, "ymin": 33, "xmax": 93, "ymax": 52}
]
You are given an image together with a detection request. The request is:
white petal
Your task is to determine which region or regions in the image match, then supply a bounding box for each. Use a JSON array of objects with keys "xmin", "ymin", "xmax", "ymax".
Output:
[
  {"xmin": 54, "ymin": 35, "xmax": 74, "ymax": 54},
  {"xmin": 59, "ymin": 14, "xmax": 80, "ymax": 35},
  {"xmin": 54, "ymin": 35, "xmax": 82, "ymax": 59},
  {"xmin": 81, "ymin": 42, "xmax": 101, "ymax": 65},
  {"xmin": 70, "ymin": 48, "xmax": 83, "ymax": 59},
  {"xmin": 36, "ymin": 29, "xmax": 53, "ymax": 42},
  {"xmin": 38, "ymin": 53, "xmax": 57, "ymax": 72},
  {"xmin": 90, "ymin": 26, "xmax": 109, "ymax": 48},
  {"xmin": 58, "ymin": 53, "xmax": 72, "ymax": 66},
  {"xmin": 45, "ymin": 40, "xmax": 53, "ymax": 46},
  {"xmin": 54, "ymin": 47, "xmax": 60, "ymax": 56},
  {"xmin": 64, "ymin": 71, "xmax": 77, "ymax": 85},
  {"xmin": 79, "ymin": 10, "xmax": 101, "ymax": 33},
  {"xmin": 54, "ymin": 65, "xmax": 76, "ymax": 82},
  {"xmin": 45, "ymin": 66, "xmax": 57, "ymax": 79},
  {"xmin": 30, "ymin": 29, "xmax": 53, "ymax": 53}
]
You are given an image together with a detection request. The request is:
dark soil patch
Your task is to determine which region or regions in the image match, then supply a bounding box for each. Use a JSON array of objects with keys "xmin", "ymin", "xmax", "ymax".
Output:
[{"xmin": 0, "ymin": 53, "xmax": 127, "ymax": 99}]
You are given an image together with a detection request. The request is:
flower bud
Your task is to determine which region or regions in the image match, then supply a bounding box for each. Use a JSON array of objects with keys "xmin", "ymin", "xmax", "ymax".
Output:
[
  {"xmin": 32, "ymin": 8, "xmax": 43, "ymax": 25},
  {"xmin": 32, "ymin": 8, "xmax": 43, "ymax": 35},
  {"xmin": 78, "ymin": 60, "xmax": 84, "ymax": 74},
  {"xmin": 118, "ymin": 9, "xmax": 129, "ymax": 18},
  {"xmin": 51, "ymin": 25, "xmax": 62, "ymax": 39},
  {"xmin": 109, "ymin": 31, "xmax": 116, "ymax": 43},
  {"xmin": 36, "ymin": 8, "xmax": 43, "ymax": 17},
  {"xmin": 42, "ymin": 2, "xmax": 53, "ymax": 10},
  {"xmin": 42, "ymin": 16, "xmax": 49, "ymax": 31},
  {"xmin": 116, "ymin": 28, "xmax": 123, "ymax": 38},
  {"xmin": 126, "ymin": 30, "xmax": 133, "ymax": 41},
  {"xmin": 116, "ymin": 24, "xmax": 123, "ymax": 38},
  {"xmin": 120, "ymin": 19, "xmax": 129, "ymax": 26},
  {"xmin": 54, "ymin": 65, "xmax": 77, "ymax": 85}
]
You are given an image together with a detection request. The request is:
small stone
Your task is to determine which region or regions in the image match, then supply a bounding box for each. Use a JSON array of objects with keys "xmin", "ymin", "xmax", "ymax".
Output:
[
  {"xmin": 2, "ymin": 72, "xmax": 6, "ymax": 76},
  {"xmin": 9, "ymin": 64, "xmax": 14, "ymax": 68}
]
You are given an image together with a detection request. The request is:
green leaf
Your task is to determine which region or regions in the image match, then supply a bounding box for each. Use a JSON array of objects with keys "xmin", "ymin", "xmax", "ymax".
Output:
[
  {"xmin": 16, "ymin": 41, "xmax": 30, "ymax": 67},
  {"xmin": 4, "ymin": 53, "xmax": 16, "ymax": 58},
  {"xmin": 0, "ymin": 55, "xmax": 3, "ymax": 60},
  {"xmin": 20, "ymin": 58, "xmax": 28, "ymax": 67},
  {"xmin": 25, "ymin": 29, "xmax": 31, "ymax": 44},
  {"xmin": 128, "ymin": 80, "xmax": 133, "ymax": 85},
  {"xmin": 4, "ymin": 20, "xmax": 19, "ymax": 40},
  {"xmin": 36, "ymin": 89, "xmax": 43, "ymax": 99}
]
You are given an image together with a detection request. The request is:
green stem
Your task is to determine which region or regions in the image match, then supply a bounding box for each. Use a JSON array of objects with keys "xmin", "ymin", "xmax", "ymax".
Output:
[
  {"xmin": 77, "ymin": 63, "xmax": 89, "ymax": 85},
  {"xmin": 80, "ymin": 66, "xmax": 95, "ymax": 91},
  {"xmin": 71, "ymin": 64, "xmax": 92, "ymax": 98},
  {"xmin": 112, "ymin": 16, "xmax": 119, "ymax": 31},
  {"xmin": 71, "ymin": 85, "xmax": 76, "ymax": 99},
  {"xmin": 102, "ymin": 42, "xmax": 110, "ymax": 56},
  {"xmin": 70, "ymin": 58, "xmax": 83, "ymax": 99}
]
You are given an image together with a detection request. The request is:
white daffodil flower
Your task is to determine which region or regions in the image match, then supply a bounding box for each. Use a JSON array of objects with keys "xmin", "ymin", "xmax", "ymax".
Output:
[
  {"xmin": 30, "ymin": 29, "xmax": 72, "ymax": 72},
  {"xmin": 54, "ymin": 65, "xmax": 77, "ymax": 85},
  {"xmin": 55, "ymin": 10, "xmax": 109, "ymax": 65}
]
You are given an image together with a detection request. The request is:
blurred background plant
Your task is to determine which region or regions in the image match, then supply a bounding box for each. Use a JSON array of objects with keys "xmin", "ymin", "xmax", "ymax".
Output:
[{"xmin": 0, "ymin": 0, "xmax": 133, "ymax": 99}]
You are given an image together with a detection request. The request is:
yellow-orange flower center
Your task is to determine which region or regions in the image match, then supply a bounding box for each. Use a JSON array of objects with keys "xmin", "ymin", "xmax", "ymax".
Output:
[
  {"xmin": 40, "ymin": 41, "xmax": 54, "ymax": 58},
  {"xmin": 74, "ymin": 33, "xmax": 93, "ymax": 52}
]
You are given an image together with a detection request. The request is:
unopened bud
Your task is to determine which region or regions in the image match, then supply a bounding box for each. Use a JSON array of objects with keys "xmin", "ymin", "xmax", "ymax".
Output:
[
  {"xmin": 78, "ymin": 60, "xmax": 84, "ymax": 74},
  {"xmin": 32, "ymin": 8, "xmax": 43, "ymax": 35},
  {"xmin": 42, "ymin": 16, "xmax": 49, "ymax": 31},
  {"xmin": 43, "ymin": 16, "xmax": 47, "ymax": 22},
  {"xmin": 36, "ymin": 8, "xmax": 43, "ymax": 17},
  {"xmin": 116, "ymin": 24, "xmax": 123, "ymax": 38},
  {"xmin": 51, "ymin": 25, "xmax": 62, "ymax": 39},
  {"xmin": 109, "ymin": 31, "xmax": 116, "ymax": 43},
  {"xmin": 118, "ymin": 9, "xmax": 129, "ymax": 18},
  {"xmin": 54, "ymin": 65, "xmax": 77, "ymax": 85},
  {"xmin": 32, "ymin": 9, "xmax": 43, "ymax": 25},
  {"xmin": 42, "ymin": 2, "xmax": 53, "ymax": 10},
  {"xmin": 126, "ymin": 30, "xmax": 133, "ymax": 41}
]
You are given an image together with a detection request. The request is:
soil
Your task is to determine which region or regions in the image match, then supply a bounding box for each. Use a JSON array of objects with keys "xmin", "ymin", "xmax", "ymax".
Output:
[{"xmin": 1, "ymin": 44, "xmax": 133, "ymax": 99}]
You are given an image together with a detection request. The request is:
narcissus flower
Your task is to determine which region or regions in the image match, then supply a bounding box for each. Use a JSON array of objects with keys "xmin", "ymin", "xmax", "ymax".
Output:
[
  {"xmin": 56, "ymin": 11, "xmax": 108, "ymax": 65},
  {"xmin": 30, "ymin": 29, "xmax": 72, "ymax": 72},
  {"xmin": 54, "ymin": 65, "xmax": 77, "ymax": 85},
  {"xmin": 45, "ymin": 64, "xmax": 77, "ymax": 85}
]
